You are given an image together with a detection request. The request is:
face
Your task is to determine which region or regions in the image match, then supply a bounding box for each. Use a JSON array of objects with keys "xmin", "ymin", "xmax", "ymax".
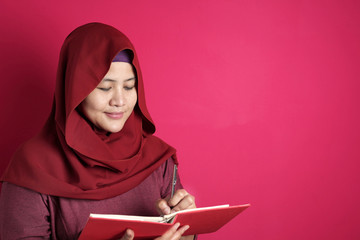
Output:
[{"xmin": 79, "ymin": 62, "xmax": 137, "ymax": 133}]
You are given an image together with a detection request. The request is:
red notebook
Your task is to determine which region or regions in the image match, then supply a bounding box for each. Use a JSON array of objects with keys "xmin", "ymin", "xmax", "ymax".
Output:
[{"xmin": 78, "ymin": 204, "xmax": 250, "ymax": 240}]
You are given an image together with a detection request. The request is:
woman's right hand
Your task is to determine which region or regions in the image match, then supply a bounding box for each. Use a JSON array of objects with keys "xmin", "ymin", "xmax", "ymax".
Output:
[{"xmin": 119, "ymin": 223, "xmax": 189, "ymax": 240}]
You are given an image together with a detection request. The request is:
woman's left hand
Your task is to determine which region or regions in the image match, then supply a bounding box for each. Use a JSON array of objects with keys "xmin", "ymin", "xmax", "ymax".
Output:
[{"xmin": 156, "ymin": 189, "xmax": 196, "ymax": 240}]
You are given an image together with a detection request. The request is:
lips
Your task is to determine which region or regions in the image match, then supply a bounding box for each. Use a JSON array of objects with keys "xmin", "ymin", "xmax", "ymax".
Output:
[{"xmin": 105, "ymin": 112, "xmax": 124, "ymax": 119}]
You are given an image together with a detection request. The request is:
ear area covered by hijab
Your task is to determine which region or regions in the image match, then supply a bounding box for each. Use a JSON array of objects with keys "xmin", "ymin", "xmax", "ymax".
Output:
[{"xmin": 1, "ymin": 22, "xmax": 177, "ymax": 200}]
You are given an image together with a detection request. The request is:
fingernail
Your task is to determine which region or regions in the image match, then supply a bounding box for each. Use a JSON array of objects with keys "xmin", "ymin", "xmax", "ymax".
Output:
[{"xmin": 174, "ymin": 222, "xmax": 180, "ymax": 228}]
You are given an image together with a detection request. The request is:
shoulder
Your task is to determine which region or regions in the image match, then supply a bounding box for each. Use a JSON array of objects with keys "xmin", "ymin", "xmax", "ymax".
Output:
[
  {"xmin": 12, "ymin": 131, "xmax": 58, "ymax": 160},
  {"xmin": 4, "ymin": 129, "xmax": 61, "ymax": 179},
  {"xmin": 155, "ymin": 157, "xmax": 176, "ymax": 177},
  {"xmin": 0, "ymin": 182, "xmax": 48, "ymax": 204},
  {"xmin": 145, "ymin": 134, "xmax": 176, "ymax": 152},
  {"xmin": 0, "ymin": 182, "xmax": 51, "ymax": 239},
  {"xmin": 0, "ymin": 182, "xmax": 50, "ymax": 220}
]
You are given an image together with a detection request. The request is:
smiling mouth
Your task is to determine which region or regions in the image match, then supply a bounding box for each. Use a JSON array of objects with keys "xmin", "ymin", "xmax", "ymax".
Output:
[{"xmin": 105, "ymin": 112, "xmax": 124, "ymax": 119}]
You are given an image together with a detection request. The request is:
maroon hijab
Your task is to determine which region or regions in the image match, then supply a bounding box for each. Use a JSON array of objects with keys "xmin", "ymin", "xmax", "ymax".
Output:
[{"xmin": 1, "ymin": 23, "xmax": 177, "ymax": 200}]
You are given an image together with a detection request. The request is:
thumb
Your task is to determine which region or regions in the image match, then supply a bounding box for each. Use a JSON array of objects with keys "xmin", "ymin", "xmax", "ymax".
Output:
[{"xmin": 119, "ymin": 229, "xmax": 134, "ymax": 240}]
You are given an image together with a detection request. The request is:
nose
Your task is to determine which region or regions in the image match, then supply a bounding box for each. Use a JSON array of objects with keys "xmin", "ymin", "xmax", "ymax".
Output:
[{"xmin": 109, "ymin": 88, "xmax": 125, "ymax": 107}]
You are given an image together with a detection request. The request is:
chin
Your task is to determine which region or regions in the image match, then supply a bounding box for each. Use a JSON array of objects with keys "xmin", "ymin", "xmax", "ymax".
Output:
[{"xmin": 106, "ymin": 125, "xmax": 125, "ymax": 133}]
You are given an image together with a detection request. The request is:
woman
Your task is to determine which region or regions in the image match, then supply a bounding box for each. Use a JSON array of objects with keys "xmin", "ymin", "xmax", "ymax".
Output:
[{"xmin": 0, "ymin": 23, "xmax": 196, "ymax": 239}]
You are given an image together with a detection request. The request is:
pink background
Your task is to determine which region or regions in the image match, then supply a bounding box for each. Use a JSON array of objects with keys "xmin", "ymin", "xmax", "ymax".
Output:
[{"xmin": 1, "ymin": 0, "xmax": 360, "ymax": 239}]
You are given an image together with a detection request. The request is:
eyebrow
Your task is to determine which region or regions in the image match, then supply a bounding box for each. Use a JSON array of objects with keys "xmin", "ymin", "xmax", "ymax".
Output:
[{"xmin": 102, "ymin": 77, "xmax": 136, "ymax": 82}]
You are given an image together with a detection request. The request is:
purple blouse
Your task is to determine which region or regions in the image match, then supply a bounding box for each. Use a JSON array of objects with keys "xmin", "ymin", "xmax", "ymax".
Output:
[{"xmin": 0, "ymin": 159, "xmax": 182, "ymax": 239}]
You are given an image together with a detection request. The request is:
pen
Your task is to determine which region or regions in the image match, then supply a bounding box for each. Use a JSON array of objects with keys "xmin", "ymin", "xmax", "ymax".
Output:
[{"xmin": 171, "ymin": 164, "xmax": 177, "ymax": 198}]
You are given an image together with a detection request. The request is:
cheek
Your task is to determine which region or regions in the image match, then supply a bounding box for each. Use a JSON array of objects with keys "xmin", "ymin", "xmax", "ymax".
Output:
[
  {"xmin": 129, "ymin": 92, "xmax": 138, "ymax": 109},
  {"xmin": 82, "ymin": 95, "xmax": 107, "ymax": 114}
]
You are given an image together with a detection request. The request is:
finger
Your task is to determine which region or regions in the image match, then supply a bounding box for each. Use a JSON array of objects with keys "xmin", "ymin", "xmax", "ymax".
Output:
[
  {"xmin": 155, "ymin": 222, "xmax": 180, "ymax": 239},
  {"xmin": 156, "ymin": 223, "xmax": 189, "ymax": 240},
  {"xmin": 171, "ymin": 225, "xmax": 190, "ymax": 240},
  {"xmin": 156, "ymin": 198, "xmax": 171, "ymax": 215},
  {"xmin": 168, "ymin": 190, "xmax": 196, "ymax": 212},
  {"xmin": 119, "ymin": 229, "xmax": 134, "ymax": 240},
  {"xmin": 167, "ymin": 189, "xmax": 189, "ymax": 207},
  {"xmin": 171, "ymin": 195, "xmax": 196, "ymax": 213}
]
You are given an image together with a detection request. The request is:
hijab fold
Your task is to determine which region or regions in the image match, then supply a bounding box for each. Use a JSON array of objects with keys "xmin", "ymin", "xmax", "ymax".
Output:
[{"xmin": 2, "ymin": 22, "xmax": 177, "ymax": 200}]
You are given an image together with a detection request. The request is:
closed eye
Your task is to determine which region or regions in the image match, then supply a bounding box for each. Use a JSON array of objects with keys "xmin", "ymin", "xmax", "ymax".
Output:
[
  {"xmin": 124, "ymin": 86, "xmax": 135, "ymax": 91},
  {"xmin": 97, "ymin": 87, "xmax": 111, "ymax": 91}
]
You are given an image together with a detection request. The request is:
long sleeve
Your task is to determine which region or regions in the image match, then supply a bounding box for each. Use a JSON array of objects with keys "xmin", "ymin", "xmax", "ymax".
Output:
[
  {"xmin": 0, "ymin": 158, "xmax": 188, "ymax": 239},
  {"xmin": 161, "ymin": 157, "xmax": 183, "ymax": 198},
  {"xmin": 0, "ymin": 182, "xmax": 51, "ymax": 239}
]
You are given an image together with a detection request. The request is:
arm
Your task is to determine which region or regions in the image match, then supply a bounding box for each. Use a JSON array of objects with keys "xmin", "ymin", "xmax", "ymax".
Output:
[
  {"xmin": 157, "ymin": 189, "xmax": 197, "ymax": 240},
  {"xmin": 118, "ymin": 159, "xmax": 197, "ymax": 240},
  {"xmin": 115, "ymin": 189, "xmax": 195, "ymax": 240},
  {"xmin": 158, "ymin": 159, "xmax": 197, "ymax": 240},
  {"xmin": 0, "ymin": 182, "xmax": 51, "ymax": 239}
]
